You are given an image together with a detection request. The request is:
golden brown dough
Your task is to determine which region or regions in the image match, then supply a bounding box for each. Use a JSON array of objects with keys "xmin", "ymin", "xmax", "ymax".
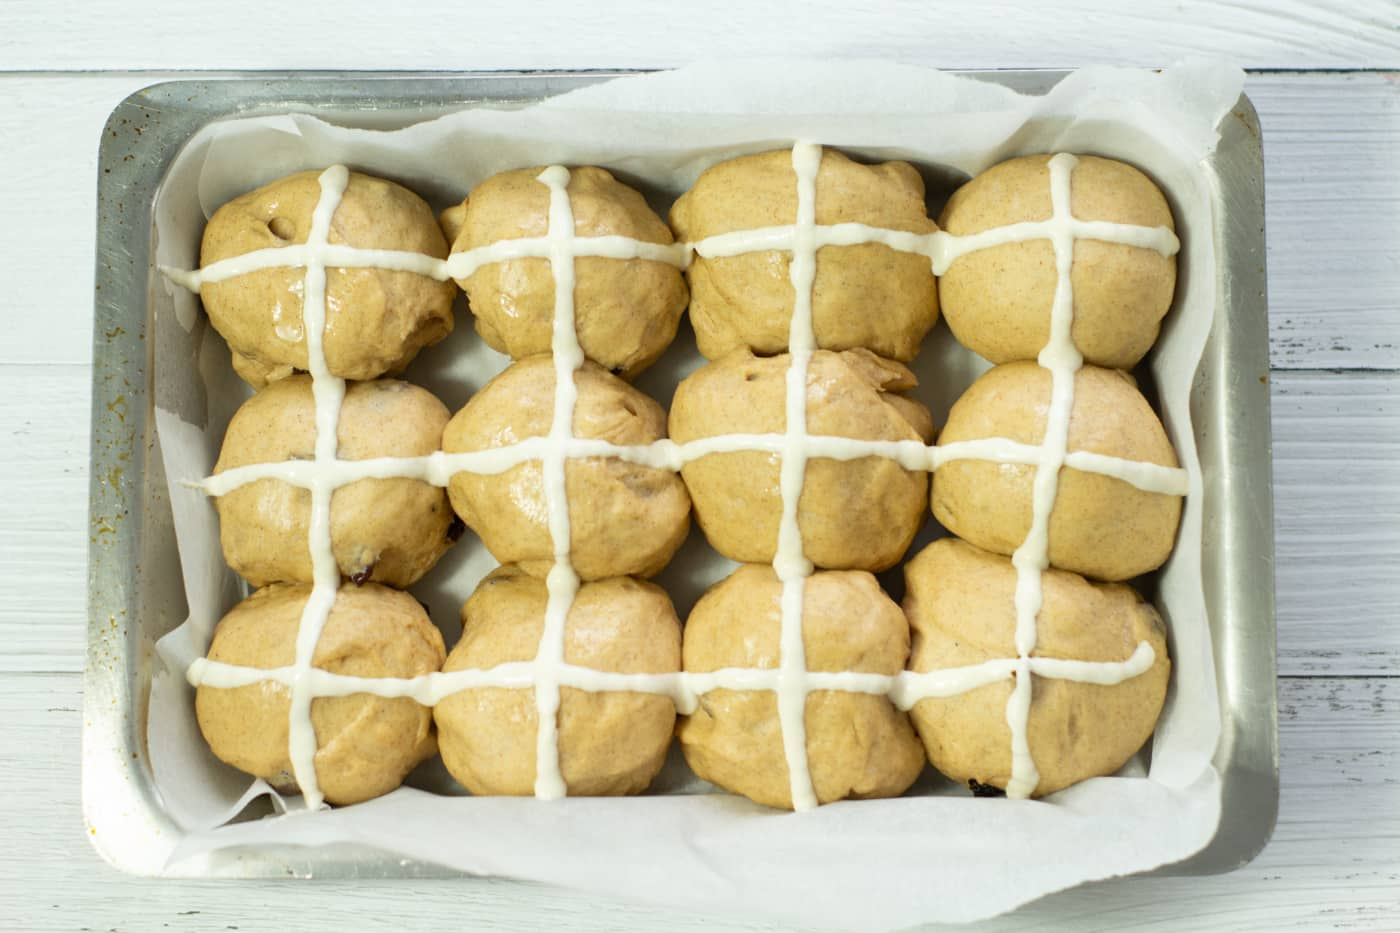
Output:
[
  {"xmin": 195, "ymin": 583, "xmax": 445, "ymax": 806},
  {"xmin": 678, "ymin": 565, "xmax": 926, "ymax": 809},
  {"xmin": 670, "ymin": 348, "xmax": 932, "ymax": 571},
  {"xmin": 200, "ymin": 169, "xmax": 456, "ymax": 386},
  {"xmin": 931, "ymin": 361, "xmax": 1182, "ymax": 581},
  {"xmin": 903, "ymin": 538, "xmax": 1170, "ymax": 797},
  {"xmin": 938, "ymin": 154, "xmax": 1176, "ymax": 369},
  {"xmin": 442, "ymin": 355, "xmax": 690, "ymax": 580},
  {"xmin": 441, "ymin": 166, "xmax": 687, "ymax": 379},
  {"xmin": 670, "ymin": 148, "xmax": 939, "ymax": 362},
  {"xmin": 213, "ymin": 375, "xmax": 456, "ymax": 588},
  {"xmin": 433, "ymin": 566, "xmax": 680, "ymax": 796}
]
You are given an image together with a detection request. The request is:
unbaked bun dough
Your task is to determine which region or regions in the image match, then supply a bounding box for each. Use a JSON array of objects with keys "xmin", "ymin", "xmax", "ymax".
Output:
[
  {"xmin": 670, "ymin": 348, "xmax": 932, "ymax": 571},
  {"xmin": 433, "ymin": 566, "xmax": 680, "ymax": 796},
  {"xmin": 938, "ymin": 154, "xmax": 1176, "ymax": 369},
  {"xmin": 931, "ymin": 361, "xmax": 1182, "ymax": 581},
  {"xmin": 200, "ymin": 169, "xmax": 456, "ymax": 386},
  {"xmin": 213, "ymin": 375, "xmax": 456, "ymax": 588},
  {"xmin": 903, "ymin": 538, "xmax": 1170, "ymax": 797},
  {"xmin": 441, "ymin": 165, "xmax": 687, "ymax": 379},
  {"xmin": 195, "ymin": 582, "xmax": 445, "ymax": 806},
  {"xmin": 670, "ymin": 148, "xmax": 939, "ymax": 362},
  {"xmin": 442, "ymin": 355, "xmax": 690, "ymax": 580},
  {"xmin": 678, "ymin": 564, "xmax": 926, "ymax": 809}
]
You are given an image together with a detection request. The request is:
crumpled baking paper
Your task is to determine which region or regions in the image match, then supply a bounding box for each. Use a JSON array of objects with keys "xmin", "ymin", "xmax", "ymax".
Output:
[{"xmin": 146, "ymin": 58, "xmax": 1244, "ymax": 928}]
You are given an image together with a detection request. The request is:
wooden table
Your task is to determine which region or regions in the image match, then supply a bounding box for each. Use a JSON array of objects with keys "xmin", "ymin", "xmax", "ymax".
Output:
[{"xmin": 2, "ymin": 2, "xmax": 1396, "ymax": 929}]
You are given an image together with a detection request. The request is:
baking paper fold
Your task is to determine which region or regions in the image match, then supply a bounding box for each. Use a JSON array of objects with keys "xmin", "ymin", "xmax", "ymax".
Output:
[{"xmin": 148, "ymin": 59, "xmax": 1243, "ymax": 928}]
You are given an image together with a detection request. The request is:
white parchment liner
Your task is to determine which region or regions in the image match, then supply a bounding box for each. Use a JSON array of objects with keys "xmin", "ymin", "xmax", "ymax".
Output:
[{"xmin": 147, "ymin": 60, "xmax": 1244, "ymax": 927}]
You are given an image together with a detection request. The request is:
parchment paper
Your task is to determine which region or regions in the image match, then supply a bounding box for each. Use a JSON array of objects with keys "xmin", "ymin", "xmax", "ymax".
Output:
[{"xmin": 147, "ymin": 59, "xmax": 1244, "ymax": 928}]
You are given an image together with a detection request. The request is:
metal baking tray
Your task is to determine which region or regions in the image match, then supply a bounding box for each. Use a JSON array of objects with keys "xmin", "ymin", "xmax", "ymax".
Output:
[{"xmin": 84, "ymin": 71, "xmax": 1277, "ymax": 881}]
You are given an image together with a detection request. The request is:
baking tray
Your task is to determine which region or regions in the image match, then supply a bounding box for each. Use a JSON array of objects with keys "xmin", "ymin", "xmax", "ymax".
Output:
[{"xmin": 83, "ymin": 71, "xmax": 1278, "ymax": 882}]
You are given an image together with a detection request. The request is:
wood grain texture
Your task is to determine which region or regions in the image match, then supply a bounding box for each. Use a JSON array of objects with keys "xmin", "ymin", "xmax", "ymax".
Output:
[
  {"xmin": 0, "ymin": 75, "xmax": 144, "ymax": 366},
  {"xmin": 0, "ymin": 1, "xmax": 1396, "ymax": 71},
  {"xmin": 1273, "ymin": 373, "xmax": 1400, "ymax": 675},
  {"xmin": 1257, "ymin": 72, "xmax": 1400, "ymax": 370},
  {"xmin": 0, "ymin": 364, "xmax": 89, "ymax": 669},
  {"xmin": 4, "ymin": 673, "xmax": 1394, "ymax": 931},
  {"xmin": 0, "ymin": 366, "xmax": 89, "ymax": 673}
]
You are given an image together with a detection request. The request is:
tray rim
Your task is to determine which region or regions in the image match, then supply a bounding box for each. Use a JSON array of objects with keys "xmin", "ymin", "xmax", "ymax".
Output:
[{"xmin": 82, "ymin": 68, "xmax": 1278, "ymax": 884}]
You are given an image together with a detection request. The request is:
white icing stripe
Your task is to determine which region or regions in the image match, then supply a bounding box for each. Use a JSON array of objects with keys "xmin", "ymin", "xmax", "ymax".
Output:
[
  {"xmin": 446, "ymin": 234, "xmax": 690, "ymax": 278},
  {"xmin": 202, "ymin": 436, "xmax": 1186, "ymax": 502},
  {"xmin": 531, "ymin": 165, "xmax": 584, "ymax": 800},
  {"xmin": 772, "ymin": 141, "xmax": 823, "ymax": 811},
  {"xmin": 178, "ymin": 150, "xmax": 1179, "ymax": 809},
  {"xmin": 691, "ymin": 224, "xmax": 800, "ymax": 258},
  {"xmin": 1003, "ymin": 152, "xmax": 1083, "ymax": 799},
  {"xmin": 189, "ymin": 642, "xmax": 1155, "ymax": 721},
  {"xmin": 690, "ymin": 217, "xmax": 1178, "ymax": 273},
  {"xmin": 161, "ymin": 245, "xmax": 453, "ymax": 293},
  {"xmin": 162, "ymin": 234, "xmax": 689, "ymax": 294},
  {"xmin": 1063, "ymin": 451, "xmax": 1188, "ymax": 494},
  {"xmin": 284, "ymin": 166, "xmax": 353, "ymax": 811},
  {"xmin": 1005, "ymin": 659, "xmax": 1037, "ymax": 793}
]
